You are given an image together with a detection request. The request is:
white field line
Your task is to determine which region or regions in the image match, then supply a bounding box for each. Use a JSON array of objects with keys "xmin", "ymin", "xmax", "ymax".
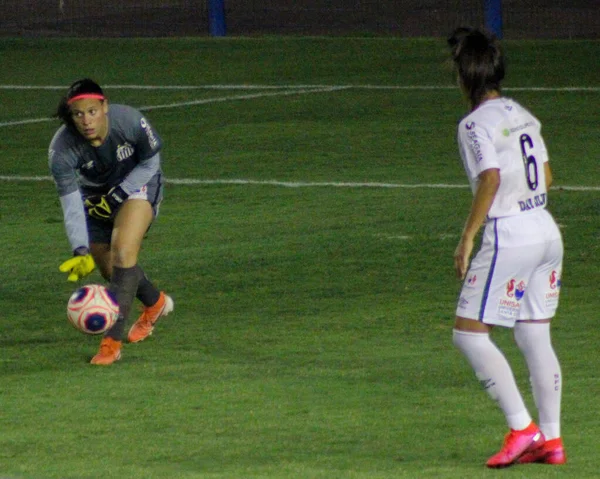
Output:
[
  {"xmin": 138, "ymin": 86, "xmax": 349, "ymax": 111},
  {"xmin": 0, "ymin": 86, "xmax": 349, "ymax": 128},
  {"xmin": 1, "ymin": 175, "xmax": 598, "ymax": 191},
  {"xmin": 1, "ymin": 83, "xmax": 598, "ymax": 128}
]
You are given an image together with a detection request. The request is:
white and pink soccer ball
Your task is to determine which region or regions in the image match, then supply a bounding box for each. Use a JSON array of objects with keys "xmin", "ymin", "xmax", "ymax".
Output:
[{"xmin": 67, "ymin": 284, "xmax": 119, "ymax": 335}]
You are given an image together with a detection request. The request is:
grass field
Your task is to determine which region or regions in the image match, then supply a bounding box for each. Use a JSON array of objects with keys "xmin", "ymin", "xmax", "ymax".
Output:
[{"xmin": 0, "ymin": 37, "xmax": 599, "ymax": 479}]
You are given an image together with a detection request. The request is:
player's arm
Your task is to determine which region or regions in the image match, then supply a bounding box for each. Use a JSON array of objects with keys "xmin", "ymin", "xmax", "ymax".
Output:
[
  {"xmin": 454, "ymin": 168, "xmax": 500, "ymax": 279},
  {"xmin": 50, "ymin": 149, "xmax": 95, "ymax": 281},
  {"xmin": 57, "ymin": 192, "xmax": 96, "ymax": 281},
  {"xmin": 121, "ymin": 111, "xmax": 162, "ymax": 194},
  {"xmin": 120, "ymin": 152, "xmax": 161, "ymax": 194}
]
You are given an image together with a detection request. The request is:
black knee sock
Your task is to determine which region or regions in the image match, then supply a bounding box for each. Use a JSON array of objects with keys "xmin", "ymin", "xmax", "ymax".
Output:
[
  {"xmin": 134, "ymin": 265, "xmax": 161, "ymax": 307},
  {"xmin": 106, "ymin": 265, "xmax": 140, "ymax": 341}
]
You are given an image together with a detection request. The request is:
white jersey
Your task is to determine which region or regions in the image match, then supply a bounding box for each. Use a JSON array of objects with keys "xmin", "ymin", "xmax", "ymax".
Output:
[{"xmin": 457, "ymin": 97, "xmax": 549, "ymax": 219}]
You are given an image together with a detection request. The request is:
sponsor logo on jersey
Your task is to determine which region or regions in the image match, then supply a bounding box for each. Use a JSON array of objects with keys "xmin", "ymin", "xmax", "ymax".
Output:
[
  {"xmin": 503, "ymin": 121, "xmax": 535, "ymax": 138},
  {"xmin": 116, "ymin": 142, "xmax": 135, "ymax": 162},
  {"xmin": 140, "ymin": 117, "xmax": 159, "ymax": 149},
  {"xmin": 497, "ymin": 300, "xmax": 520, "ymax": 318},
  {"xmin": 464, "ymin": 121, "xmax": 483, "ymax": 163},
  {"xmin": 498, "ymin": 279, "xmax": 525, "ymax": 318}
]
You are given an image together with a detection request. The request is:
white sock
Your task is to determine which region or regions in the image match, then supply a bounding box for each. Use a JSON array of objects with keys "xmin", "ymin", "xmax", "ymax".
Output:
[
  {"xmin": 453, "ymin": 329, "xmax": 532, "ymax": 430},
  {"xmin": 514, "ymin": 322, "xmax": 562, "ymax": 440}
]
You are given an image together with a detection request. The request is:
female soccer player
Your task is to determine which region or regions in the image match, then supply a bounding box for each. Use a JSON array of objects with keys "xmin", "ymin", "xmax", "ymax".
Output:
[
  {"xmin": 50, "ymin": 78, "xmax": 174, "ymax": 365},
  {"xmin": 448, "ymin": 28, "xmax": 565, "ymax": 467}
]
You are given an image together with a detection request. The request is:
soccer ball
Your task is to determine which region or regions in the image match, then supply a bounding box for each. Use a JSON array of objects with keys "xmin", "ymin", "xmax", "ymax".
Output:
[{"xmin": 67, "ymin": 284, "xmax": 119, "ymax": 335}]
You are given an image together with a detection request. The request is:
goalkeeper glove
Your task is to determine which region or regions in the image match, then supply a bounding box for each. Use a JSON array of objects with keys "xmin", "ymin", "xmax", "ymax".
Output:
[
  {"xmin": 59, "ymin": 247, "xmax": 96, "ymax": 282},
  {"xmin": 84, "ymin": 186, "xmax": 128, "ymax": 221}
]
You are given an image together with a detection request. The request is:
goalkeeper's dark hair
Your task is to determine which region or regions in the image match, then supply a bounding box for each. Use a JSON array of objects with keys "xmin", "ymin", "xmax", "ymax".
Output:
[
  {"xmin": 55, "ymin": 78, "xmax": 106, "ymax": 127},
  {"xmin": 447, "ymin": 27, "xmax": 505, "ymax": 108}
]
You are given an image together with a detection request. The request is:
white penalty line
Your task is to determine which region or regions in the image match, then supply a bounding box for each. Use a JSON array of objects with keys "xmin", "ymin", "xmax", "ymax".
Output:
[
  {"xmin": 1, "ymin": 175, "xmax": 598, "ymax": 191},
  {"xmin": 0, "ymin": 86, "xmax": 349, "ymax": 128}
]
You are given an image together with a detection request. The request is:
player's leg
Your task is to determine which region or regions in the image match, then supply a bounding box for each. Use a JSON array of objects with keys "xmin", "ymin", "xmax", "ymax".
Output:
[
  {"xmin": 125, "ymin": 179, "xmax": 173, "ymax": 343},
  {"xmin": 454, "ymin": 322, "xmax": 545, "ymax": 468},
  {"xmin": 514, "ymin": 321, "xmax": 565, "ymax": 464},
  {"xmin": 453, "ymin": 318, "xmax": 536, "ymax": 434},
  {"xmin": 515, "ymin": 236, "xmax": 565, "ymax": 464},
  {"xmin": 90, "ymin": 241, "xmax": 163, "ymax": 307},
  {"xmin": 91, "ymin": 199, "xmax": 153, "ymax": 365},
  {"xmin": 108, "ymin": 199, "xmax": 154, "ymax": 334},
  {"xmin": 453, "ymin": 222, "xmax": 543, "ymax": 467},
  {"xmin": 90, "ymin": 242, "xmax": 111, "ymax": 280}
]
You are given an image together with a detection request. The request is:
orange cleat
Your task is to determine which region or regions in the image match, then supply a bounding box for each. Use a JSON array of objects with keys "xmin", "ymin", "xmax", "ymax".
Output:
[
  {"xmin": 90, "ymin": 337, "xmax": 122, "ymax": 365},
  {"xmin": 127, "ymin": 292, "xmax": 174, "ymax": 343},
  {"xmin": 518, "ymin": 437, "xmax": 566, "ymax": 465},
  {"xmin": 486, "ymin": 422, "xmax": 545, "ymax": 468}
]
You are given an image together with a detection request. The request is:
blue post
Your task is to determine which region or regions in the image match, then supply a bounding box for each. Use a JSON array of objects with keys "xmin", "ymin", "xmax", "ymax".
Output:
[
  {"xmin": 208, "ymin": 0, "xmax": 226, "ymax": 37},
  {"xmin": 484, "ymin": 0, "xmax": 503, "ymax": 39}
]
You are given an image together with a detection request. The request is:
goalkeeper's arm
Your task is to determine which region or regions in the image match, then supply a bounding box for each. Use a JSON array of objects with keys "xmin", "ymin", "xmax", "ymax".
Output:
[{"xmin": 57, "ymin": 190, "xmax": 95, "ymax": 281}]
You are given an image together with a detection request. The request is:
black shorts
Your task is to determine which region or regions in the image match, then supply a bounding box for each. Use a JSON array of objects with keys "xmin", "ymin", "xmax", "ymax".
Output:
[{"xmin": 83, "ymin": 173, "xmax": 164, "ymax": 245}]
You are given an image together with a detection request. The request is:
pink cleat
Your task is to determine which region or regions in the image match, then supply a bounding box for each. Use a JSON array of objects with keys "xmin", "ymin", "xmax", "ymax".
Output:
[
  {"xmin": 486, "ymin": 422, "xmax": 545, "ymax": 468},
  {"xmin": 518, "ymin": 437, "xmax": 566, "ymax": 465}
]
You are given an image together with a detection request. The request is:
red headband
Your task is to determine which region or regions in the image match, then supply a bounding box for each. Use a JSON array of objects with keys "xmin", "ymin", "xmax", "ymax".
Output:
[{"xmin": 67, "ymin": 93, "xmax": 105, "ymax": 105}]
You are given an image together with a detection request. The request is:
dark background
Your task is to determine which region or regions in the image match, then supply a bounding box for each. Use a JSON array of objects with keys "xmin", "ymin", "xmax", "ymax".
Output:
[{"xmin": 0, "ymin": 0, "xmax": 598, "ymax": 38}]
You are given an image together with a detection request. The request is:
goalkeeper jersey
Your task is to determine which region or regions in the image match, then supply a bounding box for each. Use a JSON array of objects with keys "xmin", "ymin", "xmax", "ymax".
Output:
[
  {"xmin": 48, "ymin": 104, "xmax": 163, "ymax": 251},
  {"xmin": 49, "ymin": 103, "xmax": 162, "ymax": 196}
]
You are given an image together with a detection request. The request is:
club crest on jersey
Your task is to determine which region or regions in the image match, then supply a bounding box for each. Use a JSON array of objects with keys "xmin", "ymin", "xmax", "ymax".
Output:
[
  {"xmin": 467, "ymin": 274, "xmax": 477, "ymax": 286},
  {"xmin": 545, "ymin": 270, "xmax": 561, "ymax": 308},
  {"xmin": 506, "ymin": 279, "xmax": 526, "ymax": 301},
  {"xmin": 116, "ymin": 142, "xmax": 134, "ymax": 162}
]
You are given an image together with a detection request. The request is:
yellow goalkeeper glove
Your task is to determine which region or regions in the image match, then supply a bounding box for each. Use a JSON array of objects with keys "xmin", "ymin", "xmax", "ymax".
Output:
[{"xmin": 59, "ymin": 248, "xmax": 96, "ymax": 282}]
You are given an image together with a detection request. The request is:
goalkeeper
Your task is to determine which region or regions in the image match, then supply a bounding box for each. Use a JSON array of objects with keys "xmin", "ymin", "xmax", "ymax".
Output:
[{"xmin": 49, "ymin": 78, "xmax": 174, "ymax": 365}]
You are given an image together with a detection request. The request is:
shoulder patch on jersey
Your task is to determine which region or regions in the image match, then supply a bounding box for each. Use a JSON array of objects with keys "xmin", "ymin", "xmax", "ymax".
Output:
[{"xmin": 140, "ymin": 117, "xmax": 159, "ymax": 149}]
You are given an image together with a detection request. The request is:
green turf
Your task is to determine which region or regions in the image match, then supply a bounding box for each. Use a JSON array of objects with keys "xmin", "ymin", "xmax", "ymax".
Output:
[{"xmin": 0, "ymin": 37, "xmax": 599, "ymax": 479}]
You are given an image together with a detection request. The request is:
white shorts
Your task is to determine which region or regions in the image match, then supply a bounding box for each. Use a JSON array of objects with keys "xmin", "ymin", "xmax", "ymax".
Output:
[{"xmin": 456, "ymin": 209, "xmax": 563, "ymax": 327}]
